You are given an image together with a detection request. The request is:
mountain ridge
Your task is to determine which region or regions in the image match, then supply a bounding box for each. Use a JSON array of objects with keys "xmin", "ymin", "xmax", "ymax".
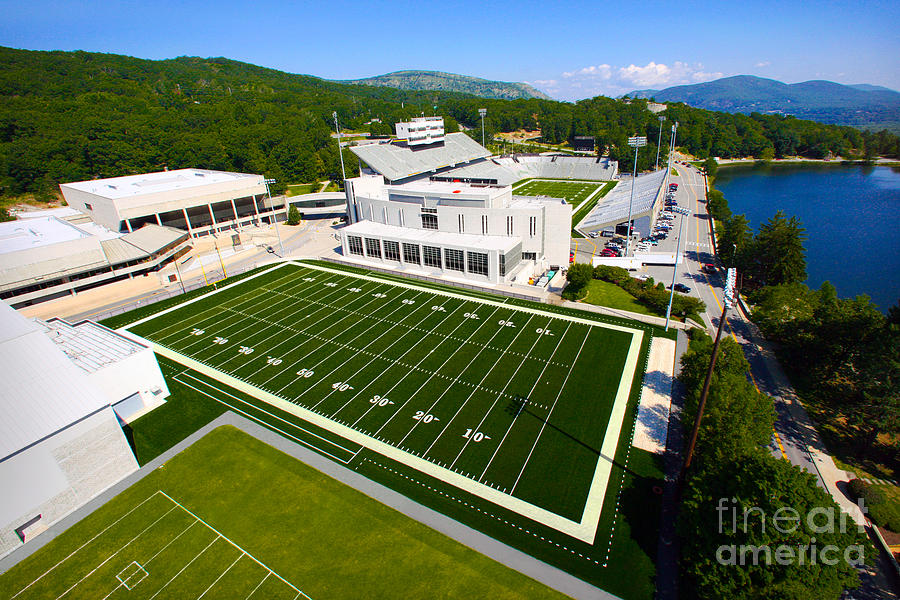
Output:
[
  {"xmin": 333, "ymin": 70, "xmax": 553, "ymax": 101},
  {"xmin": 625, "ymin": 75, "xmax": 900, "ymax": 132}
]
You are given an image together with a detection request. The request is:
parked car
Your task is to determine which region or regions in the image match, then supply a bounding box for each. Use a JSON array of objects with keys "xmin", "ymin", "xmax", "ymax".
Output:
[
  {"xmin": 701, "ymin": 263, "xmax": 717, "ymax": 274},
  {"xmin": 569, "ymin": 251, "xmax": 575, "ymax": 262},
  {"xmin": 670, "ymin": 283, "xmax": 691, "ymax": 293},
  {"xmin": 589, "ymin": 231, "xmax": 599, "ymax": 238}
]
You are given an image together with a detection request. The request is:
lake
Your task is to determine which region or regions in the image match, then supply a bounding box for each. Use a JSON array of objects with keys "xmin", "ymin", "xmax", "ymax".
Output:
[{"xmin": 714, "ymin": 163, "xmax": 900, "ymax": 312}]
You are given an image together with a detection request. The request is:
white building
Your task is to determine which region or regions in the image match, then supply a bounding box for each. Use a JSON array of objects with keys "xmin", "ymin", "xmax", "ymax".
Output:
[
  {"xmin": 341, "ymin": 176, "xmax": 571, "ymax": 284},
  {"xmin": 60, "ymin": 169, "xmax": 280, "ymax": 237},
  {"xmin": 0, "ymin": 302, "xmax": 168, "ymax": 557},
  {"xmin": 394, "ymin": 116, "xmax": 445, "ymax": 146}
]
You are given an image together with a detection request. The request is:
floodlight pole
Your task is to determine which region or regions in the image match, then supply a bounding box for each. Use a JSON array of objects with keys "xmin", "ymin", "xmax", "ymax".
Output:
[
  {"xmin": 656, "ymin": 116, "xmax": 666, "ymax": 170},
  {"xmin": 333, "ymin": 111, "xmax": 346, "ymax": 183},
  {"xmin": 664, "ymin": 207, "xmax": 690, "ymax": 331},
  {"xmin": 264, "ymin": 177, "xmax": 284, "ymax": 257},
  {"xmin": 625, "ymin": 135, "xmax": 647, "ymax": 257},
  {"xmin": 479, "ymin": 108, "xmax": 487, "ymax": 148}
]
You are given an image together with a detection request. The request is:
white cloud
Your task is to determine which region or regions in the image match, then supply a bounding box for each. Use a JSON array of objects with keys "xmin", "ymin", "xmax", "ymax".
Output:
[
  {"xmin": 755, "ymin": 61, "xmax": 771, "ymax": 68},
  {"xmin": 546, "ymin": 61, "xmax": 726, "ymax": 100}
]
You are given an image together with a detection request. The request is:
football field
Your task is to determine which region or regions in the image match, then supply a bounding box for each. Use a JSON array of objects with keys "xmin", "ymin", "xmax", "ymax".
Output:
[
  {"xmin": 125, "ymin": 261, "xmax": 645, "ymax": 543},
  {"xmin": 512, "ymin": 179, "xmax": 605, "ymax": 206}
]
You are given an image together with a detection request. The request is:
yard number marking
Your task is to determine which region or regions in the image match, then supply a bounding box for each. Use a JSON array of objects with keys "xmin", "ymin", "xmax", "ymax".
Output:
[
  {"xmin": 348, "ymin": 287, "xmax": 362, "ymax": 292},
  {"xmin": 190, "ymin": 328, "xmax": 205, "ymax": 336},
  {"xmin": 369, "ymin": 395, "xmax": 395, "ymax": 407},
  {"xmin": 431, "ymin": 305, "xmax": 447, "ymax": 312},
  {"xmin": 332, "ymin": 381, "xmax": 354, "ymax": 392},
  {"xmin": 302, "ymin": 277, "xmax": 316, "ymax": 282},
  {"xmin": 536, "ymin": 328, "xmax": 555, "ymax": 336},
  {"xmin": 238, "ymin": 346, "xmax": 254, "ymax": 355},
  {"xmin": 212, "ymin": 336, "xmax": 228, "ymax": 345},
  {"xmin": 372, "ymin": 293, "xmax": 387, "ymax": 298},
  {"xmin": 266, "ymin": 356, "xmax": 283, "ymax": 366},
  {"xmin": 401, "ymin": 299, "xmax": 416, "ymax": 305},
  {"xmin": 296, "ymin": 368, "xmax": 314, "ymax": 378},
  {"xmin": 413, "ymin": 411, "xmax": 439, "ymax": 423},
  {"xmin": 463, "ymin": 428, "xmax": 491, "ymax": 442},
  {"xmin": 498, "ymin": 320, "xmax": 516, "ymax": 328},
  {"xmin": 463, "ymin": 312, "xmax": 480, "ymax": 320},
  {"xmin": 324, "ymin": 282, "xmax": 338, "ymax": 287}
]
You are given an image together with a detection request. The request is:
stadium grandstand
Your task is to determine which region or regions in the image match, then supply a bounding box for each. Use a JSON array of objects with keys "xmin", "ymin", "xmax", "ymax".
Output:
[
  {"xmin": 350, "ymin": 131, "xmax": 491, "ymax": 184},
  {"xmin": 433, "ymin": 155, "xmax": 617, "ymax": 186},
  {"xmin": 576, "ymin": 169, "xmax": 666, "ymax": 236}
]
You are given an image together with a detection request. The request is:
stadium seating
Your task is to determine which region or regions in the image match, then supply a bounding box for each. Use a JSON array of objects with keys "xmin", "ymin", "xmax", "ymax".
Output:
[
  {"xmin": 578, "ymin": 169, "xmax": 667, "ymax": 231},
  {"xmin": 440, "ymin": 154, "xmax": 617, "ymax": 186}
]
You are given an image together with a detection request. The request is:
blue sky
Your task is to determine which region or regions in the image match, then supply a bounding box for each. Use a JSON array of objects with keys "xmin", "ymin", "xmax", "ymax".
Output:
[{"xmin": 1, "ymin": 0, "xmax": 897, "ymax": 100}]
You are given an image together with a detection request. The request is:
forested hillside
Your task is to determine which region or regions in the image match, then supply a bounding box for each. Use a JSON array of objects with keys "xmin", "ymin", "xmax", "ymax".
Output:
[
  {"xmin": 335, "ymin": 70, "xmax": 552, "ymax": 100},
  {"xmin": 1, "ymin": 47, "xmax": 898, "ymax": 201}
]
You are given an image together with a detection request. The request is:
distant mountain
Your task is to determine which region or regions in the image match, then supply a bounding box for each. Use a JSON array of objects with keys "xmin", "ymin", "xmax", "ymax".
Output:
[
  {"xmin": 335, "ymin": 70, "xmax": 553, "ymax": 101},
  {"xmin": 625, "ymin": 75, "xmax": 900, "ymax": 132}
]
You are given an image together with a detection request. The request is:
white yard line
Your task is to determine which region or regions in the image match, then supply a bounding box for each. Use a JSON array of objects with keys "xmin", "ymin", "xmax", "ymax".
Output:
[
  {"xmin": 197, "ymin": 553, "xmax": 244, "ymax": 599},
  {"xmin": 511, "ymin": 328, "xmax": 592, "ymax": 494},
  {"xmin": 146, "ymin": 535, "xmax": 221, "ymax": 600},
  {"xmin": 478, "ymin": 321, "xmax": 573, "ymax": 481}
]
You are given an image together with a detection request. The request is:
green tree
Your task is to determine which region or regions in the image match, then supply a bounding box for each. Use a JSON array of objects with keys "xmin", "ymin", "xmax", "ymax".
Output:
[
  {"xmin": 703, "ymin": 157, "xmax": 718, "ymax": 178},
  {"xmin": 679, "ymin": 454, "xmax": 871, "ymax": 600},
  {"xmin": 745, "ymin": 210, "xmax": 807, "ymax": 289},
  {"xmin": 562, "ymin": 262, "xmax": 593, "ymax": 300},
  {"xmin": 286, "ymin": 204, "xmax": 301, "ymax": 226},
  {"xmin": 719, "ymin": 214, "xmax": 753, "ymax": 267}
]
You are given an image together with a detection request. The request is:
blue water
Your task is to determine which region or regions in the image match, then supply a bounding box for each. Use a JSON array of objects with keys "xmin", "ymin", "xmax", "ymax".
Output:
[{"xmin": 714, "ymin": 163, "xmax": 900, "ymax": 312}]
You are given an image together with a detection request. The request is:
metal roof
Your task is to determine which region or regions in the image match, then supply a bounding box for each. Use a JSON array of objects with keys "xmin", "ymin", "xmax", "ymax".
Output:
[
  {"xmin": 0, "ymin": 217, "xmax": 89, "ymax": 254},
  {"xmin": 119, "ymin": 224, "xmax": 185, "ymax": 254},
  {"xmin": 36, "ymin": 318, "xmax": 146, "ymax": 374},
  {"xmin": 60, "ymin": 169, "xmax": 261, "ymax": 200},
  {"xmin": 0, "ymin": 302, "xmax": 110, "ymax": 460},
  {"xmin": 350, "ymin": 133, "xmax": 491, "ymax": 182}
]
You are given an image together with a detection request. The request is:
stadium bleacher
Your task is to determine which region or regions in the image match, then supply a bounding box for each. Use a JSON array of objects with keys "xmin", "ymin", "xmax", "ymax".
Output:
[
  {"xmin": 350, "ymin": 133, "xmax": 491, "ymax": 182},
  {"xmin": 577, "ymin": 169, "xmax": 667, "ymax": 232},
  {"xmin": 439, "ymin": 154, "xmax": 617, "ymax": 185}
]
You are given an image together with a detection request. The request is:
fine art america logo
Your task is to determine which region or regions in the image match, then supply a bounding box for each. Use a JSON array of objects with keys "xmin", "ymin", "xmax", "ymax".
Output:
[{"xmin": 715, "ymin": 497, "xmax": 867, "ymax": 567}]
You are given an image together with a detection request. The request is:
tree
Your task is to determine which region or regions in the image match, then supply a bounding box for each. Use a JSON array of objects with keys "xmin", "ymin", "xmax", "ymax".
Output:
[
  {"xmin": 562, "ymin": 262, "xmax": 593, "ymax": 300},
  {"xmin": 719, "ymin": 214, "xmax": 753, "ymax": 267},
  {"xmin": 286, "ymin": 204, "xmax": 301, "ymax": 226},
  {"xmin": 679, "ymin": 454, "xmax": 871, "ymax": 600},
  {"xmin": 759, "ymin": 146, "xmax": 775, "ymax": 161},
  {"xmin": 745, "ymin": 210, "xmax": 807, "ymax": 289},
  {"xmin": 703, "ymin": 157, "xmax": 718, "ymax": 178}
]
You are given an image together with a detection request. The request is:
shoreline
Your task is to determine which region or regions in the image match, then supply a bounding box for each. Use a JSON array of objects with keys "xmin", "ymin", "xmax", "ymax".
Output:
[{"xmin": 716, "ymin": 157, "xmax": 900, "ymax": 168}]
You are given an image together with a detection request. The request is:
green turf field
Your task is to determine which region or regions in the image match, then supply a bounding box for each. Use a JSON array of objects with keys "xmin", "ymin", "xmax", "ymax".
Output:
[
  {"xmin": 513, "ymin": 179, "xmax": 605, "ymax": 206},
  {"xmin": 0, "ymin": 426, "xmax": 569, "ymax": 600},
  {"xmin": 125, "ymin": 261, "xmax": 641, "ymax": 531}
]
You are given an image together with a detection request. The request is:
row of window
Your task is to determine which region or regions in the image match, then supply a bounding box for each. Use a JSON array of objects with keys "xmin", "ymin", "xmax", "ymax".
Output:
[
  {"xmin": 347, "ymin": 235, "xmax": 490, "ymax": 277},
  {"xmin": 360, "ymin": 203, "xmax": 540, "ymax": 239}
]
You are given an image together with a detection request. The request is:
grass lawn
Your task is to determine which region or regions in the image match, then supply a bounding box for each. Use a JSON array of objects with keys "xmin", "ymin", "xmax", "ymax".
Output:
[
  {"xmin": 671, "ymin": 168, "xmax": 678, "ymax": 176},
  {"xmin": 0, "ymin": 426, "xmax": 570, "ymax": 600},
  {"xmin": 514, "ymin": 180, "xmax": 605, "ymax": 207},
  {"xmin": 285, "ymin": 183, "xmax": 317, "ymax": 196},
  {"xmin": 581, "ymin": 279, "xmax": 658, "ymax": 317}
]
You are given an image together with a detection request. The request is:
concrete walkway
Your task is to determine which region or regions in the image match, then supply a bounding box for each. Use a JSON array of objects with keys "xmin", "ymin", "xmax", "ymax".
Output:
[
  {"xmin": 0, "ymin": 412, "xmax": 621, "ymax": 599},
  {"xmin": 560, "ymin": 300, "xmax": 690, "ymax": 330}
]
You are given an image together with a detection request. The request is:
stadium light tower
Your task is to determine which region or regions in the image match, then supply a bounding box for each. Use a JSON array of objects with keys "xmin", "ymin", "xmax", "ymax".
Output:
[
  {"xmin": 264, "ymin": 177, "xmax": 284, "ymax": 257},
  {"xmin": 625, "ymin": 135, "xmax": 647, "ymax": 257},
  {"xmin": 478, "ymin": 108, "xmax": 487, "ymax": 148},
  {"xmin": 655, "ymin": 116, "xmax": 666, "ymax": 170},
  {"xmin": 333, "ymin": 111, "xmax": 346, "ymax": 182}
]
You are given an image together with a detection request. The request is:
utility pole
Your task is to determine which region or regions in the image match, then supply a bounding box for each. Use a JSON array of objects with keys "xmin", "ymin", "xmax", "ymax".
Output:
[
  {"xmin": 664, "ymin": 206, "xmax": 690, "ymax": 330},
  {"xmin": 625, "ymin": 135, "xmax": 647, "ymax": 257},
  {"xmin": 681, "ymin": 268, "xmax": 737, "ymax": 478},
  {"xmin": 264, "ymin": 178, "xmax": 284, "ymax": 257}
]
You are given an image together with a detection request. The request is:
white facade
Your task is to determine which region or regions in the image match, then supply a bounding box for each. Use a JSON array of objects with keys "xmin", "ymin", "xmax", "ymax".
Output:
[
  {"xmin": 60, "ymin": 169, "xmax": 276, "ymax": 237},
  {"xmin": 395, "ymin": 116, "xmax": 445, "ymax": 146},
  {"xmin": 342, "ymin": 176, "xmax": 572, "ymax": 283}
]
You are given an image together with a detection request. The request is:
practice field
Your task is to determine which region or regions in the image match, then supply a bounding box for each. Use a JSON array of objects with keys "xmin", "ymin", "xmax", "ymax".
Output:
[
  {"xmin": 124, "ymin": 261, "xmax": 644, "ymax": 544},
  {"xmin": 512, "ymin": 179, "xmax": 605, "ymax": 206},
  {"xmin": 0, "ymin": 426, "xmax": 569, "ymax": 600}
]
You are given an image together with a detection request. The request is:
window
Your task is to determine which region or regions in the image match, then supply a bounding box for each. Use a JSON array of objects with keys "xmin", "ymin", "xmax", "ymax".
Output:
[
  {"xmin": 384, "ymin": 240, "xmax": 400, "ymax": 261},
  {"xmin": 399, "ymin": 210, "xmax": 405, "ymax": 227},
  {"xmin": 467, "ymin": 251, "xmax": 488, "ymax": 276},
  {"xmin": 365, "ymin": 238, "xmax": 382, "ymax": 258},
  {"xmin": 84, "ymin": 203, "xmax": 93, "ymax": 211},
  {"xmin": 522, "ymin": 252, "xmax": 537, "ymax": 261},
  {"xmin": 369, "ymin": 204, "xmax": 375, "ymax": 220},
  {"xmin": 481, "ymin": 215, "xmax": 488, "ymax": 235},
  {"xmin": 506, "ymin": 215, "xmax": 513, "ymax": 236},
  {"xmin": 423, "ymin": 245, "xmax": 442, "ymax": 268},
  {"xmin": 422, "ymin": 207, "xmax": 437, "ymax": 213},
  {"xmin": 529, "ymin": 216, "xmax": 537, "ymax": 237},
  {"xmin": 421, "ymin": 213, "xmax": 438, "ymax": 230},
  {"xmin": 382, "ymin": 207, "xmax": 387, "ymax": 223},
  {"xmin": 402, "ymin": 243, "xmax": 421, "ymax": 265},
  {"xmin": 458, "ymin": 214, "xmax": 465, "ymax": 233},
  {"xmin": 444, "ymin": 248, "xmax": 465, "ymax": 272},
  {"xmin": 500, "ymin": 244, "xmax": 521, "ymax": 276},
  {"xmin": 348, "ymin": 235, "xmax": 364, "ymax": 256}
]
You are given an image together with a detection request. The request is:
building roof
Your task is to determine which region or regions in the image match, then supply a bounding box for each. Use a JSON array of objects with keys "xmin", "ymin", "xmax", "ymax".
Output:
[
  {"xmin": 36, "ymin": 318, "xmax": 146, "ymax": 374},
  {"xmin": 119, "ymin": 224, "xmax": 186, "ymax": 254},
  {"xmin": 0, "ymin": 217, "xmax": 89, "ymax": 254},
  {"xmin": 344, "ymin": 220, "xmax": 520, "ymax": 253},
  {"xmin": 0, "ymin": 302, "xmax": 110, "ymax": 460},
  {"xmin": 350, "ymin": 133, "xmax": 491, "ymax": 182},
  {"xmin": 60, "ymin": 169, "xmax": 261, "ymax": 200}
]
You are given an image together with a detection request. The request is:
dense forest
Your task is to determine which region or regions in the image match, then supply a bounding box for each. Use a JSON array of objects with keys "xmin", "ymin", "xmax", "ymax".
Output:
[{"xmin": 1, "ymin": 46, "xmax": 898, "ymax": 200}]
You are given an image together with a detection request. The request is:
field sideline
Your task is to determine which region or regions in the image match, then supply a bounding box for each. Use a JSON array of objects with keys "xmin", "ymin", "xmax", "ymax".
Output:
[{"xmin": 124, "ymin": 261, "xmax": 644, "ymax": 543}]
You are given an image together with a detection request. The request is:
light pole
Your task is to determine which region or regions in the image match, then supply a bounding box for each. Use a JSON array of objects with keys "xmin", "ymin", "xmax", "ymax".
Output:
[
  {"xmin": 664, "ymin": 206, "xmax": 691, "ymax": 331},
  {"xmin": 625, "ymin": 135, "xmax": 647, "ymax": 257},
  {"xmin": 478, "ymin": 108, "xmax": 487, "ymax": 148},
  {"xmin": 332, "ymin": 111, "xmax": 346, "ymax": 183},
  {"xmin": 655, "ymin": 116, "xmax": 666, "ymax": 170},
  {"xmin": 264, "ymin": 177, "xmax": 284, "ymax": 257}
]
